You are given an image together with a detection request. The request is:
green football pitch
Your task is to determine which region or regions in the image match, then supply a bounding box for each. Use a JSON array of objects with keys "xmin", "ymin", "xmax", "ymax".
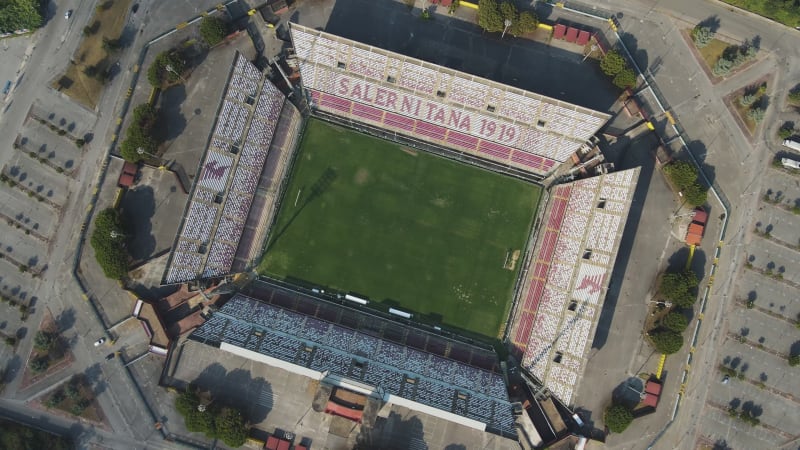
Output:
[{"xmin": 257, "ymin": 119, "xmax": 541, "ymax": 338}]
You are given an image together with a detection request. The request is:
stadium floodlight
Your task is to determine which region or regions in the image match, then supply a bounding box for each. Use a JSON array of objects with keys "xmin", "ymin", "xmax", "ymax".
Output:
[{"xmin": 501, "ymin": 19, "xmax": 512, "ymax": 39}]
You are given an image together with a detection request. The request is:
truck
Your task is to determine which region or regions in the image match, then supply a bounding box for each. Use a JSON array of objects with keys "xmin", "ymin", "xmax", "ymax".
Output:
[
  {"xmin": 685, "ymin": 208, "xmax": 708, "ymax": 246},
  {"xmin": 783, "ymin": 139, "xmax": 800, "ymax": 152},
  {"xmin": 781, "ymin": 157, "xmax": 800, "ymax": 170}
]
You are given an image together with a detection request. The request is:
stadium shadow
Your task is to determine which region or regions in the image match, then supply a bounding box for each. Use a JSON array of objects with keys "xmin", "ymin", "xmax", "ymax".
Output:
[
  {"xmin": 120, "ymin": 185, "xmax": 157, "ymax": 262},
  {"xmin": 591, "ymin": 133, "xmax": 658, "ymax": 350},
  {"xmin": 324, "ymin": 0, "xmax": 619, "ymax": 112},
  {"xmin": 191, "ymin": 363, "xmax": 273, "ymax": 423},
  {"xmin": 265, "ymin": 167, "xmax": 337, "ymax": 252}
]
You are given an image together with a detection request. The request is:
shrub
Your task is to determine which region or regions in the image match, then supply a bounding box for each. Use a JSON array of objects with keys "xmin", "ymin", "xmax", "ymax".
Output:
[
  {"xmin": 778, "ymin": 123, "xmax": 795, "ymax": 139},
  {"xmin": 650, "ymin": 329, "xmax": 684, "ymax": 354},
  {"xmin": 789, "ymin": 86, "xmax": 800, "ymax": 104},
  {"xmin": 510, "ymin": 11, "xmax": 538, "ymax": 36},
  {"xmin": 604, "ymin": 404, "xmax": 634, "ymax": 433},
  {"xmin": 64, "ymin": 383, "xmax": 79, "ymax": 399},
  {"xmin": 199, "ymin": 16, "xmax": 228, "ymax": 46},
  {"xmin": 33, "ymin": 331, "xmax": 56, "ymax": 351},
  {"xmin": 789, "ymin": 355, "xmax": 799, "ymax": 366},
  {"xmin": 691, "ymin": 26, "xmax": 714, "ymax": 48},
  {"xmin": 29, "ymin": 357, "xmax": 49, "ymax": 374},
  {"xmin": 747, "ymin": 107, "xmax": 765, "ymax": 124}
]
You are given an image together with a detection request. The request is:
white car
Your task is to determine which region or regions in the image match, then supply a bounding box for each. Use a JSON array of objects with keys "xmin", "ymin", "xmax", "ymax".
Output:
[
  {"xmin": 64, "ymin": 10, "xmax": 72, "ymax": 19},
  {"xmin": 93, "ymin": 337, "xmax": 106, "ymax": 347}
]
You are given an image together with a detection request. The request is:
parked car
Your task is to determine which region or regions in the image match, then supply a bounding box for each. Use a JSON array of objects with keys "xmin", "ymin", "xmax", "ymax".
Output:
[
  {"xmin": 64, "ymin": 10, "xmax": 72, "ymax": 19},
  {"xmin": 93, "ymin": 337, "xmax": 106, "ymax": 347},
  {"xmin": 105, "ymin": 352, "xmax": 116, "ymax": 361}
]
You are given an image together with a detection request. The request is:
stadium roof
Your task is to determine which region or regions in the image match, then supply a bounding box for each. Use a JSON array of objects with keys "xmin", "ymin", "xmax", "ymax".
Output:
[
  {"xmin": 189, "ymin": 287, "xmax": 517, "ymax": 437},
  {"xmin": 289, "ymin": 23, "xmax": 610, "ymax": 177},
  {"xmin": 509, "ymin": 168, "xmax": 640, "ymax": 404},
  {"xmin": 163, "ymin": 53, "xmax": 298, "ymax": 284}
]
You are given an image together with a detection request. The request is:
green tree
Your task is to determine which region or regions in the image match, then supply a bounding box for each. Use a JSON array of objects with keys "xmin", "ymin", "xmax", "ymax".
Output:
[
  {"xmin": 0, "ymin": 419, "xmax": 73, "ymax": 450},
  {"xmin": 0, "ymin": 0, "xmax": 44, "ymax": 33},
  {"xmin": 650, "ymin": 329, "xmax": 684, "ymax": 354},
  {"xmin": 477, "ymin": 0, "xmax": 504, "ymax": 33},
  {"xmin": 510, "ymin": 11, "xmax": 538, "ymax": 36},
  {"xmin": 215, "ymin": 407, "xmax": 249, "ymax": 447},
  {"xmin": 612, "ymin": 68, "xmax": 637, "ymax": 89},
  {"xmin": 90, "ymin": 208, "xmax": 129, "ymax": 280},
  {"xmin": 662, "ymin": 311, "xmax": 689, "ymax": 332},
  {"xmin": 199, "ymin": 16, "xmax": 228, "ymax": 46},
  {"xmin": 659, "ymin": 270, "xmax": 698, "ymax": 308},
  {"xmin": 663, "ymin": 160, "xmax": 698, "ymax": 190},
  {"xmin": 683, "ymin": 181, "xmax": 708, "ymax": 207},
  {"xmin": 600, "ymin": 50, "xmax": 627, "ymax": 76},
  {"xmin": 604, "ymin": 404, "xmax": 634, "ymax": 433},
  {"xmin": 147, "ymin": 51, "xmax": 185, "ymax": 88},
  {"xmin": 789, "ymin": 354, "xmax": 799, "ymax": 367},
  {"xmin": 33, "ymin": 331, "xmax": 56, "ymax": 352},
  {"xmin": 499, "ymin": 1, "xmax": 517, "ymax": 22}
]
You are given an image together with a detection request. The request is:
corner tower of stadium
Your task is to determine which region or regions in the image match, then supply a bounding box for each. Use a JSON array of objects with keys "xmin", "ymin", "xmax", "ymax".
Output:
[{"xmin": 168, "ymin": 23, "xmax": 640, "ymax": 444}]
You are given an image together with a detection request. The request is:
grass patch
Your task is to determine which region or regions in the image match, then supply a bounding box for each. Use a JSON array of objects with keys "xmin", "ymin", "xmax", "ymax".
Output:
[
  {"xmin": 696, "ymin": 37, "xmax": 729, "ymax": 73},
  {"xmin": 720, "ymin": 0, "xmax": 800, "ymax": 27},
  {"xmin": 258, "ymin": 119, "xmax": 541, "ymax": 338},
  {"xmin": 53, "ymin": 0, "xmax": 132, "ymax": 108}
]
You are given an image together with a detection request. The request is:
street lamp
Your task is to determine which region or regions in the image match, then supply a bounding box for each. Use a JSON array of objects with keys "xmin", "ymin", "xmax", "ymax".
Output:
[
  {"xmin": 164, "ymin": 63, "xmax": 185, "ymax": 83},
  {"xmin": 110, "ymin": 230, "xmax": 124, "ymax": 239},
  {"xmin": 501, "ymin": 19, "xmax": 512, "ymax": 39},
  {"xmin": 137, "ymin": 147, "xmax": 156, "ymax": 160}
]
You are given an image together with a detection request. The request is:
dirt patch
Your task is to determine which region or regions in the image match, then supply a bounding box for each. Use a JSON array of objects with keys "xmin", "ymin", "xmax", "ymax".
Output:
[
  {"xmin": 53, "ymin": 0, "xmax": 133, "ymax": 109},
  {"xmin": 353, "ymin": 168, "xmax": 369, "ymax": 185},
  {"xmin": 19, "ymin": 310, "xmax": 74, "ymax": 390},
  {"xmin": 38, "ymin": 375, "xmax": 108, "ymax": 425},
  {"xmin": 503, "ymin": 249, "xmax": 520, "ymax": 270}
]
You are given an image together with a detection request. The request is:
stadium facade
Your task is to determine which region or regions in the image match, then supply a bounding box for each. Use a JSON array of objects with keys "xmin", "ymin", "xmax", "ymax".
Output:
[{"xmin": 166, "ymin": 24, "xmax": 640, "ymax": 445}]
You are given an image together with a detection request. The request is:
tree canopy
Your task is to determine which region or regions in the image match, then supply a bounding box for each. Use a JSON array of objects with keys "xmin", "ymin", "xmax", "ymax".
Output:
[
  {"xmin": 659, "ymin": 270, "xmax": 699, "ymax": 308},
  {"xmin": 147, "ymin": 51, "xmax": 185, "ymax": 88},
  {"xmin": 477, "ymin": 0, "xmax": 504, "ymax": 33},
  {"xmin": 664, "ymin": 160, "xmax": 698, "ymax": 190},
  {"xmin": 613, "ymin": 68, "xmax": 637, "ymax": 89},
  {"xmin": 604, "ymin": 404, "xmax": 634, "ymax": 433},
  {"xmin": 119, "ymin": 103, "xmax": 159, "ymax": 162},
  {"xmin": 90, "ymin": 208, "xmax": 129, "ymax": 280},
  {"xmin": 0, "ymin": 0, "xmax": 43, "ymax": 34},
  {"xmin": 662, "ymin": 311, "xmax": 689, "ymax": 332},
  {"xmin": 600, "ymin": 50, "xmax": 627, "ymax": 76},
  {"xmin": 649, "ymin": 329, "xmax": 684, "ymax": 354},
  {"xmin": 175, "ymin": 389, "xmax": 249, "ymax": 447},
  {"xmin": 683, "ymin": 181, "xmax": 708, "ymax": 207},
  {"xmin": 200, "ymin": 16, "xmax": 228, "ymax": 46},
  {"xmin": 0, "ymin": 419, "xmax": 72, "ymax": 450},
  {"xmin": 510, "ymin": 11, "xmax": 538, "ymax": 36}
]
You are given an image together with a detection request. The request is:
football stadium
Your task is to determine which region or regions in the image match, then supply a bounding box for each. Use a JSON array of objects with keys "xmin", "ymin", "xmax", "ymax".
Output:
[{"xmin": 162, "ymin": 23, "xmax": 639, "ymax": 445}]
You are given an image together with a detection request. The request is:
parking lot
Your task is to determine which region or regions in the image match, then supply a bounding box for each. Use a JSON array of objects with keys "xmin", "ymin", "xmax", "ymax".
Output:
[
  {"xmin": 0, "ymin": 188, "xmax": 57, "ymax": 239},
  {"xmin": 695, "ymin": 176, "xmax": 800, "ymax": 448}
]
